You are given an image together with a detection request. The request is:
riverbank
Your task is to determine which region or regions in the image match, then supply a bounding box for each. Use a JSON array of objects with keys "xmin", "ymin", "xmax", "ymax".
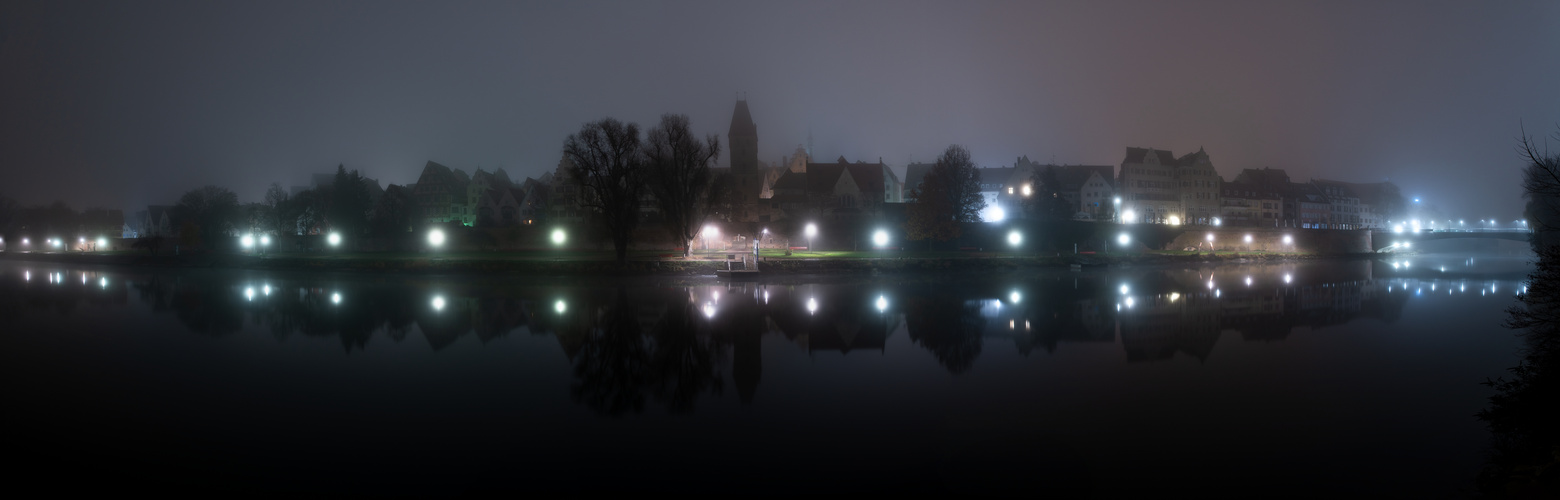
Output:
[{"xmin": 0, "ymin": 249, "xmax": 1383, "ymax": 276}]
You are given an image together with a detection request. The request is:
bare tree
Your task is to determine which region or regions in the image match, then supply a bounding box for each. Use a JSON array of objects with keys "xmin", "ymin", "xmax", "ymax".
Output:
[
  {"xmin": 1520, "ymin": 125, "xmax": 1560, "ymax": 248},
  {"xmin": 644, "ymin": 114, "xmax": 722, "ymax": 258},
  {"xmin": 563, "ymin": 118, "xmax": 645, "ymax": 264}
]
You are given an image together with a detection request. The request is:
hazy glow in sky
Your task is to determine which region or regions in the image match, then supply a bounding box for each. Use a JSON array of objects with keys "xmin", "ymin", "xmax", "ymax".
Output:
[{"xmin": 2, "ymin": 0, "xmax": 1557, "ymax": 219}]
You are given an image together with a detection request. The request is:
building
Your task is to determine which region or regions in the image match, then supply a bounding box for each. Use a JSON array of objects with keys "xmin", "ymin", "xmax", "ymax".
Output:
[
  {"xmin": 1117, "ymin": 147, "xmax": 1183, "ymax": 224},
  {"xmin": 1311, "ymin": 179, "xmax": 1364, "ymax": 229},
  {"xmin": 1219, "ymin": 180, "xmax": 1283, "ymax": 227},
  {"xmin": 767, "ymin": 157, "xmax": 901, "ymax": 221},
  {"xmin": 412, "ymin": 161, "xmax": 470, "ymax": 224},
  {"xmin": 1175, "ymin": 148, "xmax": 1221, "ymax": 225}
]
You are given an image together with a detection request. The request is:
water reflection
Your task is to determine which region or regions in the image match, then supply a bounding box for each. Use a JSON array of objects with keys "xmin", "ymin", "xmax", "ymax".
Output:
[{"xmin": 0, "ymin": 257, "xmax": 1532, "ymax": 416}]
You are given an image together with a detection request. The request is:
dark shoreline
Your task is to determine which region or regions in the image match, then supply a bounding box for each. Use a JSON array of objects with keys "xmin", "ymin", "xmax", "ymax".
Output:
[{"xmin": 0, "ymin": 250, "xmax": 1384, "ymax": 277}]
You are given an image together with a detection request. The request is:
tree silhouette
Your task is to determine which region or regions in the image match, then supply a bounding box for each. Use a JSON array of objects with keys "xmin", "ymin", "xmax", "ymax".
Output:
[
  {"xmin": 906, "ymin": 145, "xmax": 985, "ymax": 242},
  {"xmin": 644, "ymin": 114, "xmax": 722, "ymax": 259},
  {"xmin": 563, "ymin": 118, "xmax": 645, "ymax": 264}
]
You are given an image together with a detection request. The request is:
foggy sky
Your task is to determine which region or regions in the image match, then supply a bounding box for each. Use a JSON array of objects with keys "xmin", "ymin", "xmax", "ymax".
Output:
[{"xmin": 3, "ymin": 0, "xmax": 1558, "ymax": 220}]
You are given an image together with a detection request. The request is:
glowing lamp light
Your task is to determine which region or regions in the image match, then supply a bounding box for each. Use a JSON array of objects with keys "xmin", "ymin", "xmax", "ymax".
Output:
[
  {"xmin": 807, "ymin": 297, "xmax": 818, "ymax": 315},
  {"xmin": 988, "ymin": 207, "xmax": 1006, "ymax": 222},
  {"xmin": 432, "ymin": 296, "xmax": 446, "ymax": 311},
  {"xmin": 703, "ymin": 303, "xmax": 716, "ymax": 318},
  {"xmin": 1120, "ymin": 284, "xmax": 1130, "ymax": 295},
  {"xmin": 1168, "ymin": 216, "xmax": 1181, "ymax": 225},
  {"xmin": 1007, "ymin": 230, "xmax": 1022, "ymax": 246},
  {"xmin": 1118, "ymin": 233, "xmax": 1130, "ymax": 245},
  {"xmin": 1122, "ymin": 210, "xmax": 1137, "ymax": 223},
  {"xmin": 554, "ymin": 300, "xmax": 567, "ymax": 314},
  {"xmin": 1283, "ymin": 235, "xmax": 1293, "ymax": 244},
  {"xmin": 875, "ymin": 295, "xmax": 888, "ymax": 312},
  {"xmin": 550, "ymin": 229, "xmax": 566, "ymax": 245},
  {"xmin": 805, "ymin": 223, "xmax": 818, "ymax": 238},
  {"xmin": 331, "ymin": 292, "xmax": 342, "ymax": 305},
  {"xmin": 428, "ymin": 229, "xmax": 446, "ymax": 247},
  {"xmin": 1206, "ymin": 233, "xmax": 1215, "ymax": 242},
  {"xmin": 1009, "ymin": 291, "xmax": 1021, "ymax": 304},
  {"xmin": 1021, "ymin": 184, "xmax": 1033, "ymax": 196},
  {"xmin": 260, "ymin": 235, "xmax": 271, "ymax": 246},
  {"xmin": 872, "ymin": 230, "xmax": 889, "ymax": 247},
  {"xmin": 96, "ymin": 237, "xmax": 107, "ymax": 248},
  {"xmin": 1244, "ymin": 234, "xmax": 1253, "ymax": 243},
  {"xmin": 327, "ymin": 233, "xmax": 342, "ymax": 247},
  {"xmin": 1284, "ymin": 274, "xmax": 1293, "ymax": 283},
  {"xmin": 240, "ymin": 234, "xmax": 255, "ymax": 248},
  {"xmin": 245, "ymin": 287, "xmax": 255, "ymax": 301}
]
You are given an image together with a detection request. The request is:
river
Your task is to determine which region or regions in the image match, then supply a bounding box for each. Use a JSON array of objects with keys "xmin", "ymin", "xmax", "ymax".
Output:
[{"xmin": 0, "ymin": 251, "xmax": 1534, "ymax": 495}]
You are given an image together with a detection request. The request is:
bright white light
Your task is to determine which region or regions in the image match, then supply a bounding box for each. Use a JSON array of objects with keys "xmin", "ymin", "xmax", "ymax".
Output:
[
  {"xmin": 1245, "ymin": 276, "xmax": 1253, "ymax": 286},
  {"xmin": 432, "ymin": 296, "xmax": 446, "ymax": 311},
  {"xmin": 96, "ymin": 237, "xmax": 107, "ymax": 248},
  {"xmin": 21, "ymin": 238, "xmax": 28, "ymax": 244},
  {"xmin": 428, "ymin": 229, "xmax": 446, "ymax": 247},
  {"xmin": 1021, "ymin": 185, "xmax": 1033, "ymax": 196},
  {"xmin": 807, "ymin": 297, "xmax": 818, "ymax": 315},
  {"xmin": 1284, "ymin": 274, "xmax": 1293, "ymax": 283},
  {"xmin": 550, "ymin": 229, "xmax": 565, "ymax": 245},
  {"xmin": 1212, "ymin": 217, "xmax": 1222, "ymax": 226},
  {"xmin": 1124, "ymin": 297, "xmax": 1135, "ymax": 308},
  {"xmin": 1393, "ymin": 225, "xmax": 1404, "ymax": 234},
  {"xmin": 712, "ymin": 290, "xmax": 721, "ymax": 301},
  {"xmin": 1206, "ymin": 233, "xmax": 1215, "ymax": 242},
  {"xmin": 245, "ymin": 287, "xmax": 255, "ymax": 301},
  {"xmin": 1007, "ymin": 230, "xmax": 1022, "ymax": 246},
  {"xmin": 1168, "ymin": 215, "xmax": 1181, "ymax": 225},
  {"xmin": 99, "ymin": 277, "xmax": 107, "ymax": 288},
  {"xmin": 872, "ymin": 230, "xmax": 889, "ymax": 247},
  {"xmin": 263, "ymin": 285, "xmax": 271, "ymax": 296},
  {"xmin": 1168, "ymin": 292, "xmax": 1180, "ymax": 302},
  {"xmin": 876, "ymin": 295, "xmax": 888, "ymax": 312},
  {"xmin": 327, "ymin": 233, "xmax": 342, "ymax": 246},
  {"xmin": 1283, "ymin": 235, "xmax": 1293, "ymax": 244},
  {"xmin": 554, "ymin": 300, "xmax": 567, "ymax": 314},
  {"xmin": 1244, "ymin": 234, "xmax": 1253, "ymax": 243},
  {"xmin": 988, "ymin": 207, "xmax": 1006, "ymax": 222},
  {"xmin": 805, "ymin": 223, "xmax": 818, "ymax": 238},
  {"xmin": 1118, "ymin": 233, "xmax": 1130, "ymax": 245},
  {"xmin": 1207, "ymin": 280, "xmax": 1215, "ymax": 290},
  {"xmin": 331, "ymin": 292, "xmax": 342, "ymax": 304},
  {"xmin": 703, "ymin": 303, "xmax": 716, "ymax": 318},
  {"xmin": 24, "ymin": 271, "xmax": 29, "ymax": 281},
  {"xmin": 1120, "ymin": 284, "xmax": 1129, "ymax": 295},
  {"xmin": 260, "ymin": 235, "xmax": 270, "ymax": 246},
  {"xmin": 704, "ymin": 225, "xmax": 720, "ymax": 238},
  {"xmin": 1009, "ymin": 291, "xmax": 1021, "ymax": 304},
  {"xmin": 1122, "ymin": 210, "xmax": 1136, "ymax": 223},
  {"xmin": 241, "ymin": 234, "xmax": 255, "ymax": 248},
  {"xmin": 1404, "ymin": 242, "xmax": 1412, "ymax": 249}
]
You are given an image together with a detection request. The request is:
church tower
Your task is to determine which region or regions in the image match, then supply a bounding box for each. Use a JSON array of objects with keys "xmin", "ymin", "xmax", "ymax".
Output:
[{"xmin": 728, "ymin": 99, "xmax": 758, "ymax": 174}]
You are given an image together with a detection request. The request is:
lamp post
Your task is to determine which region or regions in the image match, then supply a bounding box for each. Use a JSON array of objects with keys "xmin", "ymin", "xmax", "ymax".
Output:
[{"xmin": 805, "ymin": 223, "xmax": 818, "ymax": 255}]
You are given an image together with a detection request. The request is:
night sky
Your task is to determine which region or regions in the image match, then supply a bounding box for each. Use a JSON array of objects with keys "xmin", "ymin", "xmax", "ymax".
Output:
[{"xmin": 2, "ymin": 0, "xmax": 1558, "ymax": 220}]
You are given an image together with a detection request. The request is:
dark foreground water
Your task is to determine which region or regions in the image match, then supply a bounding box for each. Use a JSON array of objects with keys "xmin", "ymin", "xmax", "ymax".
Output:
[{"xmin": 0, "ymin": 253, "xmax": 1535, "ymax": 496}]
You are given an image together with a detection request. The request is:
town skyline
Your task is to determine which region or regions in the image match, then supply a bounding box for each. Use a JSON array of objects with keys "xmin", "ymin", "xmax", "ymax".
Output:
[{"xmin": 3, "ymin": 1, "xmax": 1559, "ymax": 220}]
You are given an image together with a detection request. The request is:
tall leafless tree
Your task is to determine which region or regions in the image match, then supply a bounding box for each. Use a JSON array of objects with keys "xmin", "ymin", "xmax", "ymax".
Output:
[
  {"xmin": 563, "ymin": 118, "xmax": 645, "ymax": 264},
  {"xmin": 1520, "ymin": 125, "xmax": 1560, "ymax": 248},
  {"xmin": 644, "ymin": 114, "xmax": 722, "ymax": 258}
]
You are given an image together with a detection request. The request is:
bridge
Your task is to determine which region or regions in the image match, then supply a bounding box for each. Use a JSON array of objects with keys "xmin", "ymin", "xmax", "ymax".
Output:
[{"xmin": 1370, "ymin": 229, "xmax": 1530, "ymax": 252}]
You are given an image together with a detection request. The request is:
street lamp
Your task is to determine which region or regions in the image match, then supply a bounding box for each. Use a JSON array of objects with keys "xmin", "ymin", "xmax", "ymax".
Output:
[
  {"xmin": 1008, "ymin": 230, "xmax": 1022, "ymax": 247},
  {"xmin": 241, "ymin": 234, "xmax": 255, "ymax": 249},
  {"xmin": 1118, "ymin": 233, "xmax": 1130, "ymax": 246},
  {"xmin": 327, "ymin": 232, "xmax": 342, "ymax": 247},
  {"xmin": 872, "ymin": 229, "xmax": 889, "ymax": 248},
  {"xmin": 805, "ymin": 223, "xmax": 818, "ymax": 254},
  {"xmin": 428, "ymin": 229, "xmax": 446, "ymax": 248},
  {"xmin": 550, "ymin": 228, "xmax": 566, "ymax": 246}
]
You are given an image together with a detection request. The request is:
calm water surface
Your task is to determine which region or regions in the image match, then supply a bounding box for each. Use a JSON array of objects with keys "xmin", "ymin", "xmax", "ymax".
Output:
[{"xmin": 0, "ymin": 253, "xmax": 1534, "ymax": 495}]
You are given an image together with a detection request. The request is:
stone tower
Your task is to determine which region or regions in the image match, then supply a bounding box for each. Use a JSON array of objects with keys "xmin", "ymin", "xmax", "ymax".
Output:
[{"xmin": 728, "ymin": 99, "xmax": 757, "ymax": 174}]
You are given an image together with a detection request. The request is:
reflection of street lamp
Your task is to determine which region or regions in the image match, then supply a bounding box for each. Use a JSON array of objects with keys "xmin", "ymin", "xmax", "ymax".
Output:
[
  {"xmin": 805, "ymin": 223, "xmax": 818, "ymax": 254},
  {"xmin": 1113, "ymin": 197, "xmax": 1122, "ymax": 223}
]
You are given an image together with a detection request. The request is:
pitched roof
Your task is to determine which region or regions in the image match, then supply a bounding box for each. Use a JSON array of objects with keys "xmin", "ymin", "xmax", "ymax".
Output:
[
  {"xmin": 1234, "ymin": 167, "xmax": 1290, "ymax": 186},
  {"xmin": 1051, "ymin": 165, "xmax": 1115, "ymax": 191},
  {"xmin": 804, "ymin": 160, "xmax": 886, "ymax": 195},
  {"xmin": 770, "ymin": 170, "xmax": 808, "ymax": 191},
  {"xmin": 976, "ymin": 167, "xmax": 1016, "ymax": 186},
  {"xmin": 728, "ymin": 100, "xmax": 756, "ymax": 137},
  {"xmin": 903, "ymin": 162, "xmax": 935, "ymax": 190},
  {"xmin": 1124, "ymin": 147, "xmax": 1176, "ymax": 165},
  {"xmin": 1175, "ymin": 147, "xmax": 1211, "ymax": 167}
]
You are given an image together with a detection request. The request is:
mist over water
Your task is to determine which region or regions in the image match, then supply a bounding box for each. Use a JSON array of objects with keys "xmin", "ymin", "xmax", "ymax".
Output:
[{"xmin": 0, "ymin": 249, "xmax": 1532, "ymax": 494}]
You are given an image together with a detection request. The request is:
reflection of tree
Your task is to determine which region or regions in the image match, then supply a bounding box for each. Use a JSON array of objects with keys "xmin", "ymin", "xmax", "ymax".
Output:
[
  {"xmin": 570, "ymin": 288, "xmax": 650, "ymax": 417},
  {"xmin": 170, "ymin": 277, "xmax": 244, "ymax": 336},
  {"xmin": 649, "ymin": 301, "xmax": 723, "ymax": 413},
  {"xmin": 904, "ymin": 292, "xmax": 984, "ymax": 374}
]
